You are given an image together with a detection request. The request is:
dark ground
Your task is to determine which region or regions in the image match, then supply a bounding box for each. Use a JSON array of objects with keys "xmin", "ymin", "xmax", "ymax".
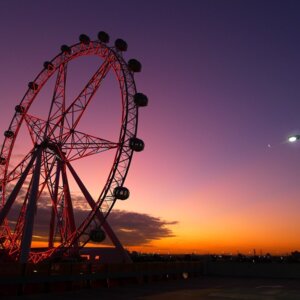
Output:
[{"xmin": 6, "ymin": 277, "xmax": 300, "ymax": 300}]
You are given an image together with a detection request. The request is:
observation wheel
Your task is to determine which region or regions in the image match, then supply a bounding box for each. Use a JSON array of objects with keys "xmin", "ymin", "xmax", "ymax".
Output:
[{"xmin": 0, "ymin": 32, "xmax": 148, "ymax": 264}]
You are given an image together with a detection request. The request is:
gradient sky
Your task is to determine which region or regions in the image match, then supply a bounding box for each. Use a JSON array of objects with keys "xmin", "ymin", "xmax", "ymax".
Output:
[{"xmin": 1, "ymin": 0, "xmax": 300, "ymax": 255}]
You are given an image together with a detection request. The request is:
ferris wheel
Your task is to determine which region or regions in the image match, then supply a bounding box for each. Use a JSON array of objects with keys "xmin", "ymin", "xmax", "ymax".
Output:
[{"xmin": 0, "ymin": 32, "xmax": 148, "ymax": 264}]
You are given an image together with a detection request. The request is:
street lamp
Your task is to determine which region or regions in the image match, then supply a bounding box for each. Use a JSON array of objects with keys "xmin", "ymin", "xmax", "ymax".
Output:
[{"xmin": 288, "ymin": 135, "xmax": 300, "ymax": 143}]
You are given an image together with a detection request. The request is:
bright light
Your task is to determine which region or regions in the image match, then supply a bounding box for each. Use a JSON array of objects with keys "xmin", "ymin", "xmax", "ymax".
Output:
[{"xmin": 288, "ymin": 136, "xmax": 298, "ymax": 143}]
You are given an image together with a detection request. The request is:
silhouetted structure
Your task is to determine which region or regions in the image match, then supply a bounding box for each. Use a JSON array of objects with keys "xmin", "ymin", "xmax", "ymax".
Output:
[{"xmin": 0, "ymin": 32, "xmax": 148, "ymax": 264}]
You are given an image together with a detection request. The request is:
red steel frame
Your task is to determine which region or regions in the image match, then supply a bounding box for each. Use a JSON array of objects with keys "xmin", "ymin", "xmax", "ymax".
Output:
[{"xmin": 0, "ymin": 39, "xmax": 139, "ymax": 263}]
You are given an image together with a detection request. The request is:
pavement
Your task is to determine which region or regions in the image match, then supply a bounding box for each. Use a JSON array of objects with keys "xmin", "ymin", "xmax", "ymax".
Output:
[{"xmin": 6, "ymin": 276, "xmax": 300, "ymax": 300}]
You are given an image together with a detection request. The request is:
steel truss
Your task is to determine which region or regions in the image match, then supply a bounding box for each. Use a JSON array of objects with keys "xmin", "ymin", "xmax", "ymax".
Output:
[{"xmin": 0, "ymin": 35, "xmax": 145, "ymax": 263}]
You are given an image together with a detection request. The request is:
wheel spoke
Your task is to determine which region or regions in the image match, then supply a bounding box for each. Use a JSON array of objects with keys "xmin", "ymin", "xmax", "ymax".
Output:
[
  {"xmin": 45, "ymin": 62, "xmax": 67, "ymax": 139},
  {"xmin": 64, "ymin": 58, "xmax": 111, "ymax": 130},
  {"xmin": 5, "ymin": 149, "xmax": 35, "ymax": 183},
  {"xmin": 19, "ymin": 113, "xmax": 117, "ymax": 161},
  {"xmin": 41, "ymin": 154, "xmax": 65, "ymax": 246},
  {"xmin": 23, "ymin": 114, "xmax": 47, "ymax": 145},
  {"xmin": 62, "ymin": 130, "xmax": 118, "ymax": 161},
  {"xmin": 47, "ymin": 56, "xmax": 113, "ymax": 141}
]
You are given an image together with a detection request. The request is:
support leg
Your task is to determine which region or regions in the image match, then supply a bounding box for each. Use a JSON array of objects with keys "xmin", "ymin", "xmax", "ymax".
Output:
[
  {"xmin": 0, "ymin": 150, "xmax": 38, "ymax": 226},
  {"xmin": 19, "ymin": 147, "xmax": 43, "ymax": 263},
  {"xmin": 67, "ymin": 161, "xmax": 132, "ymax": 263}
]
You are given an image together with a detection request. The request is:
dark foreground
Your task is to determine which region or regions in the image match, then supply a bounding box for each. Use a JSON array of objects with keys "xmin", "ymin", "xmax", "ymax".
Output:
[{"xmin": 6, "ymin": 277, "xmax": 300, "ymax": 300}]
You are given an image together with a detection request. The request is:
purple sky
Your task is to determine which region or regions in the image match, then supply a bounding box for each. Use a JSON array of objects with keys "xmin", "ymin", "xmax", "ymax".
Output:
[{"xmin": 1, "ymin": 0, "xmax": 300, "ymax": 253}]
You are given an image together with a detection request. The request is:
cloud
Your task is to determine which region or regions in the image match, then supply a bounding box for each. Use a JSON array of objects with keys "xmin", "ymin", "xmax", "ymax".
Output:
[
  {"xmin": 108, "ymin": 210, "xmax": 178, "ymax": 246},
  {"xmin": 3, "ymin": 185, "xmax": 178, "ymax": 247},
  {"xmin": 34, "ymin": 207, "xmax": 178, "ymax": 247}
]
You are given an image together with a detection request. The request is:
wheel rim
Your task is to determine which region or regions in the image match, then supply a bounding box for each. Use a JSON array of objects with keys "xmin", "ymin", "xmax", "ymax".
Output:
[{"xmin": 0, "ymin": 38, "xmax": 140, "ymax": 263}]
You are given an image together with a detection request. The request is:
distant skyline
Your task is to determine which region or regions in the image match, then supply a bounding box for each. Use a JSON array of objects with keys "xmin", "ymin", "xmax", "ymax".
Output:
[{"xmin": 1, "ymin": 0, "xmax": 300, "ymax": 255}]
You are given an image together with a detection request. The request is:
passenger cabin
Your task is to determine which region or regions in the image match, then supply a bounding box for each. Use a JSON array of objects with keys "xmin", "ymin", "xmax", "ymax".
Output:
[
  {"xmin": 15, "ymin": 105, "xmax": 25, "ymax": 113},
  {"xmin": 98, "ymin": 31, "xmax": 110, "ymax": 43},
  {"xmin": 4, "ymin": 130, "xmax": 14, "ymax": 138},
  {"xmin": 0, "ymin": 157, "xmax": 6, "ymax": 165},
  {"xmin": 134, "ymin": 93, "xmax": 148, "ymax": 107},
  {"xmin": 44, "ymin": 61, "xmax": 54, "ymax": 71},
  {"xmin": 79, "ymin": 34, "xmax": 90, "ymax": 45},
  {"xmin": 130, "ymin": 138, "xmax": 145, "ymax": 152},
  {"xmin": 61, "ymin": 45, "xmax": 71, "ymax": 54},
  {"xmin": 89, "ymin": 228, "xmax": 106, "ymax": 243},
  {"xmin": 28, "ymin": 82, "xmax": 38, "ymax": 90},
  {"xmin": 114, "ymin": 186, "xmax": 130, "ymax": 200},
  {"xmin": 128, "ymin": 59, "xmax": 142, "ymax": 72},
  {"xmin": 115, "ymin": 39, "xmax": 128, "ymax": 52}
]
